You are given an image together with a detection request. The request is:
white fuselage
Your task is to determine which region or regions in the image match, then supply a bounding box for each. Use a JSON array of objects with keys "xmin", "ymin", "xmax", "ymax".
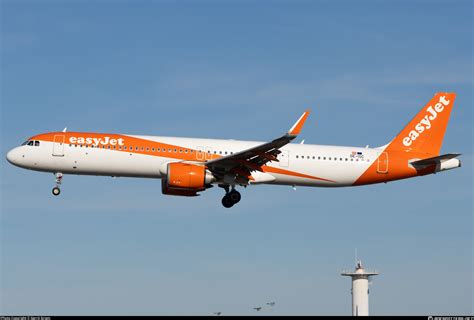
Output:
[{"xmin": 7, "ymin": 135, "xmax": 380, "ymax": 187}]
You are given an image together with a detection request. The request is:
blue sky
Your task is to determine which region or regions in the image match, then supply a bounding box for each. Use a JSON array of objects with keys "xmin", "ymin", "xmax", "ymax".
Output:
[{"xmin": 1, "ymin": 0, "xmax": 472, "ymax": 315}]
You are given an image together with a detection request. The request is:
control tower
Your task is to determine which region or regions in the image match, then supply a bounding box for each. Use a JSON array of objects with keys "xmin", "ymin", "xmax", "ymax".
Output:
[{"xmin": 341, "ymin": 260, "xmax": 379, "ymax": 316}]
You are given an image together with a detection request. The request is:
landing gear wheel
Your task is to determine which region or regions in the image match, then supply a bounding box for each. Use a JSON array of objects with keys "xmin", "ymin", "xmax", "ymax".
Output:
[
  {"xmin": 228, "ymin": 190, "xmax": 241, "ymax": 204},
  {"xmin": 222, "ymin": 195, "xmax": 234, "ymax": 208},
  {"xmin": 52, "ymin": 187, "xmax": 61, "ymax": 196}
]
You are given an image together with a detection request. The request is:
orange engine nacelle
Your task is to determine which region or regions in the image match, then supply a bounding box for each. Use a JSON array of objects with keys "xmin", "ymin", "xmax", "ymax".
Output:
[{"xmin": 162, "ymin": 163, "xmax": 215, "ymax": 196}]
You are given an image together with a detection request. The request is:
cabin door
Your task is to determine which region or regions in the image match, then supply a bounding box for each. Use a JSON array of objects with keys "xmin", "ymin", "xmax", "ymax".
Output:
[
  {"xmin": 377, "ymin": 152, "xmax": 388, "ymax": 174},
  {"xmin": 52, "ymin": 135, "xmax": 65, "ymax": 157}
]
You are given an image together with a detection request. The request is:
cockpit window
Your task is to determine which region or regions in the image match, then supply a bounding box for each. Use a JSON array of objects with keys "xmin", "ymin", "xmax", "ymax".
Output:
[
  {"xmin": 34, "ymin": 141, "xmax": 40, "ymax": 146},
  {"xmin": 21, "ymin": 141, "xmax": 29, "ymax": 146},
  {"xmin": 27, "ymin": 141, "xmax": 34, "ymax": 146}
]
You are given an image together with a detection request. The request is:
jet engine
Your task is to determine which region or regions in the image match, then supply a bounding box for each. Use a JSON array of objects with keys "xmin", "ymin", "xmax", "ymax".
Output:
[{"xmin": 161, "ymin": 162, "xmax": 215, "ymax": 196}]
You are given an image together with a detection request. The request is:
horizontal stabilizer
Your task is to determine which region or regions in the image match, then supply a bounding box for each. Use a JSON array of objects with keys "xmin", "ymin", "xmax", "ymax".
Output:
[{"xmin": 410, "ymin": 153, "xmax": 461, "ymax": 166}]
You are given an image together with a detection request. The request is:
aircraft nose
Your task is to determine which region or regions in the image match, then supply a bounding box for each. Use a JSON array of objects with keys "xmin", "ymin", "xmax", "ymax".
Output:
[{"xmin": 6, "ymin": 148, "xmax": 19, "ymax": 165}]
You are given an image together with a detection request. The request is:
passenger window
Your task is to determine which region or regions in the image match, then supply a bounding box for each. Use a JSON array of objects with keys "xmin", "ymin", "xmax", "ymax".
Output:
[
  {"xmin": 34, "ymin": 141, "xmax": 40, "ymax": 146},
  {"xmin": 329, "ymin": 157, "xmax": 331, "ymax": 160},
  {"xmin": 296, "ymin": 155, "xmax": 299, "ymax": 159},
  {"xmin": 146, "ymin": 147, "xmax": 150, "ymax": 151},
  {"xmin": 141, "ymin": 147, "xmax": 144, "ymax": 151},
  {"xmin": 323, "ymin": 157, "xmax": 326, "ymax": 160}
]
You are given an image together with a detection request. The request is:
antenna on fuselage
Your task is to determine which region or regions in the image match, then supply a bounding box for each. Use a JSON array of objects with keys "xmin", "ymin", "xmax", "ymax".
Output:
[{"xmin": 62, "ymin": 127, "xmax": 68, "ymax": 132}]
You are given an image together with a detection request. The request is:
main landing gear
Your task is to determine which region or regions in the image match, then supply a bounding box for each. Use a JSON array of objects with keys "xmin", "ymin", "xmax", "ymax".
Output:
[
  {"xmin": 220, "ymin": 184, "xmax": 241, "ymax": 208},
  {"xmin": 52, "ymin": 172, "xmax": 63, "ymax": 196}
]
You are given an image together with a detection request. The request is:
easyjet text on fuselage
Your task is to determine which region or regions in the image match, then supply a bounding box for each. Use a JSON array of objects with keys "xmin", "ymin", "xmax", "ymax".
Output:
[{"xmin": 69, "ymin": 136, "xmax": 125, "ymax": 147}]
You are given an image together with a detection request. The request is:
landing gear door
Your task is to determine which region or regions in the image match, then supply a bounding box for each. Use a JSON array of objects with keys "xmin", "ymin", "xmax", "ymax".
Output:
[
  {"xmin": 53, "ymin": 134, "xmax": 65, "ymax": 157},
  {"xmin": 278, "ymin": 150, "xmax": 289, "ymax": 167}
]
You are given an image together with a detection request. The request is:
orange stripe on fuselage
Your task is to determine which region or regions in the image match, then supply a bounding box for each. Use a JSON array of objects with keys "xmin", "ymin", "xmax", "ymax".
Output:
[
  {"xmin": 262, "ymin": 166, "xmax": 336, "ymax": 183},
  {"xmin": 31, "ymin": 132, "xmax": 209, "ymax": 162}
]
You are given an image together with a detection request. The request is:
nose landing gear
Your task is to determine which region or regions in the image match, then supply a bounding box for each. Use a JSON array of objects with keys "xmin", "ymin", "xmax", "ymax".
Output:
[
  {"xmin": 52, "ymin": 172, "xmax": 63, "ymax": 196},
  {"xmin": 220, "ymin": 184, "xmax": 241, "ymax": 208}
]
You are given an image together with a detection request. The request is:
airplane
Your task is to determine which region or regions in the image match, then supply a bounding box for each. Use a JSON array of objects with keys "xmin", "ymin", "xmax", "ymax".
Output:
[
  {"xmin": 213, "ymin": 312, "xmax": 222, "ymax": 316},
  {"xmin": 253, "ymin": 307, "xmax": 262, "ymax": 311},
  {"xmin": 266, "ymin": 302, "xmax": 276, "ymax": 307},
  {"xmin": 6, "ymin": 92, "xmax": 461, "ymax": 208}
]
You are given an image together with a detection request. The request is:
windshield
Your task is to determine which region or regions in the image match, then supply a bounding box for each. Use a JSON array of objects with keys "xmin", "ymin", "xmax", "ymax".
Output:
[{"xmin": 21, "ymin": 140, "xmax": 40, "ymax": 146}]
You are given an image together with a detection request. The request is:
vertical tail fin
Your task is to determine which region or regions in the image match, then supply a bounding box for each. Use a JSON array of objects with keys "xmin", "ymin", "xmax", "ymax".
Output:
[{"xmin": 386, "ymin": 92, "xmax": 456, "ymax": 155}]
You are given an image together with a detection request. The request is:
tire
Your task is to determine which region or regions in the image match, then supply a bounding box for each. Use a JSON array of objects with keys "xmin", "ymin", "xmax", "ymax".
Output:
[
  {"xmin": 52, "ymin": 187, "xmax": 61, "ymax": 196},
  {"xmin": 228, "ymin": 190, "xmax": 241, "ymax": 204},
  {"xmin": 221, "ymin": 195, "xmax": 234, "ymax": 208}
]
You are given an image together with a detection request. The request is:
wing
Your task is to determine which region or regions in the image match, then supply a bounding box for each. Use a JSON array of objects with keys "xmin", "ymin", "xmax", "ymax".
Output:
[{"xmin": 206, "ymin": 110, "xmax": 311, "ymax": 184}]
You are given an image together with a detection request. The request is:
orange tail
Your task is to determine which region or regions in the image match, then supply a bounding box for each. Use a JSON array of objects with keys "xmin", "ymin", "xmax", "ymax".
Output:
[{"xmin": 385, "ymin": 92, "xmax": 456, "ymax": 156}]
